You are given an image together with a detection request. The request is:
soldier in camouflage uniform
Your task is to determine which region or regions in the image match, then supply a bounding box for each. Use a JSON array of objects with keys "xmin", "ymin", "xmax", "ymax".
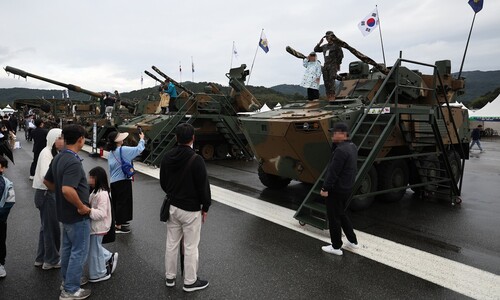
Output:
[{"xmin": 314, "ymin": 31, "xmax": 343, "ymax": 100}]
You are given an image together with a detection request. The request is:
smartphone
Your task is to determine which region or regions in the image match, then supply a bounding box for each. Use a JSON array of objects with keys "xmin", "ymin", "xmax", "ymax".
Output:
[{"xmin": 137, "ymin": 127, "xmax": 143, "ymax": 134}]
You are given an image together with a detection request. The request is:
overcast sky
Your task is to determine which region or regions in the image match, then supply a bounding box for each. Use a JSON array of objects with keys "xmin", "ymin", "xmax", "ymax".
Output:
[{"xmin": 1, "ymin": 0, "xmax": 499, "ymax": 93}]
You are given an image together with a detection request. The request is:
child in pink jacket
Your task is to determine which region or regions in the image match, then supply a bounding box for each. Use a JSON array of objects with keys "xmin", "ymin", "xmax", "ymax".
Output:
[{"xmin": 87, "ymin": 167, "xmax": 118, "ymax": 282}]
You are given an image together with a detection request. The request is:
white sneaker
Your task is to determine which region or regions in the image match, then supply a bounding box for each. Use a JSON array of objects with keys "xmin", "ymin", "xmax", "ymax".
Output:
[
  {"xmin": 0, "ymin": 264, "xmax": 6, "ymax": 277},
  {"xmin": 343, "ymin": 241, "xmax": 360, "ymax": 250},
  {"xmin": 29, "ymin": 176, "xmax": 34, "ymax": 180},
  {"xmin": 321, "ymin": 245, "xmax": 343, "ymax": 256},
  {"xmin": 42, "ymin": 261, "xmax": 61, "ymax": 270},
  {"xmin": 59, "ymin": 288, "xmax": 91, "ymax": 300}
]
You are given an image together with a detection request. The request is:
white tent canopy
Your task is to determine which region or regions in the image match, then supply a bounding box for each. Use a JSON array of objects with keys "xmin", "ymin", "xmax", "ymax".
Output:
[{"xmin": 469, "ymin": 94, "xmax": 500, "ymax": 121}]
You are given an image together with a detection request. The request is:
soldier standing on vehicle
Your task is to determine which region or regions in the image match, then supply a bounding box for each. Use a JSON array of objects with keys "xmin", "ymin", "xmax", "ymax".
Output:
[
  {"xmin": 320, "ymin": 122, "xmax": 359, "ymax": 255},
  {"xmin": 314, "ymin": 31, "xmax": 343, "ymax": 100}
]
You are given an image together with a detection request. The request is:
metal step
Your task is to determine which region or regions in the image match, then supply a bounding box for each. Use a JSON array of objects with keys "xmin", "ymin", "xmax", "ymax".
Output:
[
  {"xmin": 303, "ymin": 201, "xmax": 326, "ymax": 213},
  {"xmin": 294, "ymin": 214, "xmax": 328, "ymax": 230}
]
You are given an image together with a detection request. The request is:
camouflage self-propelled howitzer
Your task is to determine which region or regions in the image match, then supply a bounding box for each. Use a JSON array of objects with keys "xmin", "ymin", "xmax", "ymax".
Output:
[
  {"xmin": 3, "ymin": 66, "xmax": 131, "ymax": 145},
  {"xmin": 240, "ymin": 33, "xmax": 469, "ymax": 228},
  {"xmin": 118, "ymin": 64, "xmax": 261, "ymax": 166}
]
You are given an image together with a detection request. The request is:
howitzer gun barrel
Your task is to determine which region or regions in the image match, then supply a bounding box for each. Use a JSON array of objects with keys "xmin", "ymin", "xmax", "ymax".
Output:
[
  {"xmin": 144, "ymin": 70, "xmax": 164, "ymax": 83},
  {"xmin": 329, "ymin": 34, "xmax": 390, "ymax": 75},
  {"xmin": 151, "ymin": 66, "xmax": 194, "ymax": 96},
  {"xmin": 4, "ymin": 66, "xmax": 103, "ymax": 98}
]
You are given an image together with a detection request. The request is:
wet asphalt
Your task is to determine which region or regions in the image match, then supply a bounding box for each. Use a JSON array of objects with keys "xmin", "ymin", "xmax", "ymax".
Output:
[{"xmin": 1, "ymin": 135, "xmax": 498, "ymax": 299}]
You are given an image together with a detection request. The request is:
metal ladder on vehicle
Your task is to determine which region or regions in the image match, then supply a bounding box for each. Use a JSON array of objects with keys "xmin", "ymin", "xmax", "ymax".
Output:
[
  {"xmin": 143, "ymin": 99, "xmax": 197, "ymax": 166},
  {"xmin": 294, "ymin": 63, "xmax": 401, "ymax": 229},
  {"xmin": 213, "ymin": 116, "xmax": 253, "ymax": 159},
  {"xmin": 213, "ymin": 92, "xmax": 254, "ymax": 160}
]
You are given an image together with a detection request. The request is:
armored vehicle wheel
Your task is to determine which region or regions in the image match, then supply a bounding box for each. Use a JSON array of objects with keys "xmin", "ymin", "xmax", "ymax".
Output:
[
  {"xmin": 258, "ymin": 166, "xmax": 291, "ymax": 189},
  {"xmin": 201, "ymin": 144, "xmax": 215, "ymax": 160},
  {"xmin": 446, "ymin": 150, "xmax": 461, "ymax": 184},
  {"xmin": 350, "ymin": 167, "xmax": 378, "ymax": 211},
  {"xmin": 215, "ymin": 144, "xmax": 229, "ymax": 159},
  {"xmin": 413, "ymin": 156, "xmax": 440, "ymax": 194},
  {"xmin": 376, "ymin": 159, "xmax": 410, "ymax": 202},
  {"xmin": 230, "ymin": 145, "xmax": 242, "ymax": 158}
]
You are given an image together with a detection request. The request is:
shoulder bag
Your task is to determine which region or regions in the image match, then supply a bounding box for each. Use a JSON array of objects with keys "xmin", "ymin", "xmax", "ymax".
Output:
[
  {"xmin": 160, "ymin": 154, "xmax": 197, "ymax": 222},
  {"xmin": 112, "ymin": 147, "xmax": 136, "ymax": 178}
]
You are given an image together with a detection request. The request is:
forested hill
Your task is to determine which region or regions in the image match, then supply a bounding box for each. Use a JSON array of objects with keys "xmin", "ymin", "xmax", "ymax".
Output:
[{"xmin": 0, "ymin": 82, "xmax": 303, "ymax": 108}]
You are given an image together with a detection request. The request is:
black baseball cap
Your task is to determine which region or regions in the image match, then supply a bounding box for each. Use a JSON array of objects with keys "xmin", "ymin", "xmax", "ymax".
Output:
[{"xmin": 328, "ymin": 122, "xmax": 349, "ymax": 133}]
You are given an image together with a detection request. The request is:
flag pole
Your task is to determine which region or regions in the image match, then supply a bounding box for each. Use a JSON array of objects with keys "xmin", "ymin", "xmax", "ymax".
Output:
[
  {"xmin": 458, "ymin": 12, "xmax": 477, "ymax": 79},
  {"xmin": 230, "ymin": 41, "xmax": 235, "ymax": 69},
  {"xmin": 248, "ymin": 28, "xmax": 264, "ymax": 85},
  {"xmin": 179, "ymin": 61, "xmax": 182, "ymax": 83},
  {"xmin": 376, "ymin": 5, "xmax": 387, "ymax": 66}
]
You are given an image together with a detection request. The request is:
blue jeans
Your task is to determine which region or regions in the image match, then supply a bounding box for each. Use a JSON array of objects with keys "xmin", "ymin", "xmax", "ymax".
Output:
[
  {"xmin": 35, "ymin": 190, "xmax": 61, "ymax": 265},
  {"xmin": 470, "ymin": 139, "xmax": 483, "ymax": 151},
  {"xmin": 61, "ymin": 219, "xmax": 90, "ymax": 293},
  {"xmin": 88, "ymin": 235, "xmax": 112, "ymax": 280}
]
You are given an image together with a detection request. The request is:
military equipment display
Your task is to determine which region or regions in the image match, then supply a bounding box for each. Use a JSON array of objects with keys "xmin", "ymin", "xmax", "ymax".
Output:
[
  {"xmin": 118, "ymin": 64, "xmax": 261, "ymax": 165},
  {"xmin": 240, "ymin": 45, "xmax": 469, "ymax": 228},
  {"xmin": 4, "ymin": 65, "xmax": 119, "ymax": 144}
]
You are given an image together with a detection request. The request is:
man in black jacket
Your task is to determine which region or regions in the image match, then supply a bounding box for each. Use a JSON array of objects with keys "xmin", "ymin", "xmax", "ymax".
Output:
[
  {"xmin": 160, "ymin": 123, "xmax": 211, "ymax": 292},
  {"xmin": 29, "ymin": 119, "xmax": 48, "ymax": 180},
  {"xmin": 469, "ymin": 124, "xmax": 483, "ymax": 152},
  {"xmin": 320, "ymin": 122, "xmax": 359, "ymax": 255}
]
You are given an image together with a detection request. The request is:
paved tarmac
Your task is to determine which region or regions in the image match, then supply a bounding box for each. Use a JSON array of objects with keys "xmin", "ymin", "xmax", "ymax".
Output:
[
  {"xmin": 0, "ymin": 137, "xmax": 498, "ymax": 299},
  {"xmin": 206, "ymin": 140, "xmax": 500, "ymax": 276}
]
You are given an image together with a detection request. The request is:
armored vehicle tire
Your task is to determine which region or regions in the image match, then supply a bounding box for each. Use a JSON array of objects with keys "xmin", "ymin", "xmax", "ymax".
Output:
[
  {"xmin": 215, "ymin": 144, "xmax": 229, "ymax": 159},
  {"xmin": 350, "ymin": 166, "xmax": 378, "ymax": 211},
  {"xmin": 376, "ymin": 159, "xmax": 410, "ymax": 202},
  {"xmin": 201, "ymin": 144, "xmax": 215, "ymax": 160},
  {"xmin": 445, "ymin": 150, "xmax": 461, "ymax": 184},
  {"xmin": 258, "ymin": 166, "xmax": 292, "ymax": 189},
  {"xmin": 411, "ymin": 156, "xmax": 440, "ymax": 194}
]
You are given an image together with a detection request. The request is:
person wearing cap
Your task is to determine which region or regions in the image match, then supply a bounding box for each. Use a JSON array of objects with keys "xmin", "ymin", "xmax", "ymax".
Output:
[
  {"xmin": 314, "ymin": 31, "xmax": 344, "ymax": 100},
  {"xmin": 160, "ymin": 123, "xmax": 211, "ymax": 292},
  {"xmin": 106, "ymin": 131, "xmax": 145, "ymax": 233},
  {"xmin": 300, "ymin": 52, "xmax": 322, "ymax": 100},
  {"xmin": 320, "ymin": 122, "xmax": 359, "ymax": 255}
]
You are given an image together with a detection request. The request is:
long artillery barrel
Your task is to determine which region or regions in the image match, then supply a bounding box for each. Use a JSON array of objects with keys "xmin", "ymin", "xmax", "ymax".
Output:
[
  {"xmin": 144, "ymin": 70, "xmax": 164, "ymax": 83},
  {"xmin": 151, "ymin": 66, "xmax": 194, "ymax": 96},
  {"xmin": 329, "ymin": 33, "xmax": 390, "ymax": 75},
  {"xmin": 4, "ymin": 66, "xmax": 104, "ymax": 98}
]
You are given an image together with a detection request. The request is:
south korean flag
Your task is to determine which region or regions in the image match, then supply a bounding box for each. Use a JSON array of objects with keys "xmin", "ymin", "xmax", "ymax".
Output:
[{"xmin": 358, "ymin": 9, "xmax": 379, "ymax": 37}]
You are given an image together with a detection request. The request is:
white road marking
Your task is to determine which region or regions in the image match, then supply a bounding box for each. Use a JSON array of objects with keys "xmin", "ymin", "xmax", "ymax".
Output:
[{"xmin": 84, "ymin": 145, "xmax": 500, "ymax": 299}]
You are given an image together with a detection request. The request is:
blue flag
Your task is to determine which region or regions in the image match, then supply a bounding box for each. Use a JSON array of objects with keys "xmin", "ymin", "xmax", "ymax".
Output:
[
  {"xmin": 259, "ymin": 31, "xmax": 269, "ymax": 53},
  {"xmin": 468, "ymin": 0, "xmax": 483, "ymax": 13}
]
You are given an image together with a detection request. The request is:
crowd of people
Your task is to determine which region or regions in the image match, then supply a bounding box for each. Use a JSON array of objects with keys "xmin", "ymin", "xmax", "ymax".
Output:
[{"xmin": 0, "ymin": 119, "xmax": 212, "ymax": 299}]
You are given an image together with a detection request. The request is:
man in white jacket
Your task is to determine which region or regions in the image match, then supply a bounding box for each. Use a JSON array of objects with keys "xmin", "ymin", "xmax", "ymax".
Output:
[
  {"xmin": 300, "ymin": 52, "xmax": 322, "ymax": 100},
  {"xmin": 32, "ymin": 128, "xmax": 64, "ymax": 270}
]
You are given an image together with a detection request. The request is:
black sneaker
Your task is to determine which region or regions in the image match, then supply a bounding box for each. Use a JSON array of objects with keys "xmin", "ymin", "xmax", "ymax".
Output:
[
  {"xmin": 183, "ymin": 279, "xmax": 209, "ymax": 292},
  {"xmin": 115, "ymin": 227, "xmax": 130, "ymax": 234},
  {"xmin": 166, "ymin": 278, "xmax": 175, "ymax": 287},
  {"xmin": 121, "ymin": 222, "xmax": 130, "ymax": 228},
  {"xmin": 106, "ymin": 252, "xmax": 118, "ymax": 274}
]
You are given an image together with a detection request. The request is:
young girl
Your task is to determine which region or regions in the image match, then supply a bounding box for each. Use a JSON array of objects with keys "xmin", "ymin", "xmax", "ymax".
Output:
[{"xmin": 87, "ymin": 166, "xmax": 118, "ymax": 282}]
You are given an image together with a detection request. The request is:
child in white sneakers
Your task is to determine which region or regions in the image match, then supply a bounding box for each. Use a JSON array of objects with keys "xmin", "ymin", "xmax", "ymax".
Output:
[{"xmin": 87, "ymin": 166, "xmax": 118, "ymax": 282}]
